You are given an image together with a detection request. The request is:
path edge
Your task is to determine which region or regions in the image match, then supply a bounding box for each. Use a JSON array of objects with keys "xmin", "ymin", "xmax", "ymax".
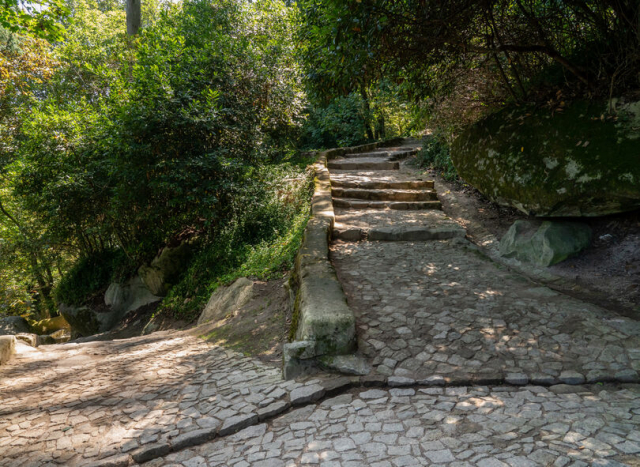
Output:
[{"xmin": 284, "ymin": 138, "xmax": 404, "ymax": 379}]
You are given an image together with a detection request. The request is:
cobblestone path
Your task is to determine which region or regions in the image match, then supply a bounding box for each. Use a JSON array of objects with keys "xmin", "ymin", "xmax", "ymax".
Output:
[
  {"xmin": 329, "ymin": 144, "xmax": 640, "ymax": 386},
  {"xmin": 0, "ymin": 331, "xmax": 338, "ymax": 467},
  {"xmin": 2, "ymin": 142, "xmax": 640, "ymax": 467},
  {"xmin": 150, "ymin": 384, "xmax": 640, "ymax": 467}
]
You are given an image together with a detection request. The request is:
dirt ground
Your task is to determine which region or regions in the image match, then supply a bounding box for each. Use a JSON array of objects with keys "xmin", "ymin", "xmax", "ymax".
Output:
[
  {"xmin": 197, "ymin": 279, "xmax": 289, "ymax": 365},
  {"xmin": 431, "ymin": 170, "xmax": 640, "ymax": 320}
]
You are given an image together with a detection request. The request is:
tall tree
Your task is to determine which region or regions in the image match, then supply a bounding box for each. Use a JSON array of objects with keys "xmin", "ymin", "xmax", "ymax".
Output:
[{"xmin": 126, "ymin": 0, "xmax": 140, "ymax": 35}]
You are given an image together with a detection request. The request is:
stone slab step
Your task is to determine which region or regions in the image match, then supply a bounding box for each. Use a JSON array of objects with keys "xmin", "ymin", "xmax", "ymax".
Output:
[
  {"xmin": 333, "ymin": 226, "xmax": 465, "ymax": 242},
  {"xmin": 328, "ymin": 160, "xmax": 399, "ymax": 171},
  {"xmin": 332, "ymin": 188, "xmax": 438, "ymax": 202},
  {"xmin": 331, "ymin": 180, "xmax": 435, "ymax": 190},
  {"xmin": 343, "ymin": 148, "xmax": 418, "ymax": 160},
  {"xmin": 333, "ymin": 199, "xmax": 442, "ymax": 210}
]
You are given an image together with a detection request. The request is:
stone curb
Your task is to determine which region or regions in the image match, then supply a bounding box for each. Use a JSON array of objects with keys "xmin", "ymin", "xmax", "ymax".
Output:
[
  {"xmin": 0, "ymin": 335, "xmax": 16, "ymax": 365},
  {"xmin": 99, "ymin": 371, "xmax": 640, "ymax": 465},
  {"xmin": 286, "ymin": 138, "xmax": 405, "ymax": 378}
]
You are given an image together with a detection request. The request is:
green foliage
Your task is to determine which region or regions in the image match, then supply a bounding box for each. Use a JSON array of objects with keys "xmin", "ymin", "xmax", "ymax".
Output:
[
  {"xmin": 54, "ymin": 249, "xmax": 129, "ymax": 306},
  {"xmin": 414, "ymin": 136, "xmax": 457, "ymax": 181},
  {"xmin": 11, "ymin": 0, "xmax": 304, "ymax": 261},
  {"xmin": 301, "ymin": 93, "xmax": 369, "ymax": 149},
  {"xmin": 0, "ymin": 0, "xmax": 71, "ymax": 42},
  {"xmin": 159, "ymin": 162, "xmax": 313, "ymax": 322}
]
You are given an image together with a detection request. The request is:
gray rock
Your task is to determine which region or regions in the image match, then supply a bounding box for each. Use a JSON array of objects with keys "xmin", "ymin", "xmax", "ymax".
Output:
[
  {"xmin": 558, "ymin": 370, "xmax": 586, "ymax": 385},
  {"xmin": 58, "ymin": 304, "xmax": 112, "ymax": 337},
  {"xmin": 451, "ymin": 99, "xmax": 640, "ymax": 217},
  {"xmin": 131, "ymin": 442, "xmax": 170, "ymax": 463},
  {"xmin": 283, "ymin": 340, "xmax": 316, "ymax": 360},
  {"xmin": 0, "ymin": 335, "xmax": 16, "ymax": 365},
  {"xmin": 500, "ymin": 220, "xmax": 592, "ymax": 267},
  {"xmin": 388, "ymin": 376, "xmax": 415, "ymax": 387},
  {"xmin": 290, "ymin": 384, "xmax": 325, "ymax": 405},
  {"xmin": 318, "ymin": 354, "xmax": 372, "ymax": 376},
  {"xmin": 139, "ymin": 239, "xmax": 196, "ymax": 296},
  {"xmin": 614, "ymin": 369, "xmax": 639, "ymax": 382},
  {"xmin": 0, "ymin": 316, "xmax": 30, "ymax": 335},
  {"xmin": 197, "ymin": 277, "xmax": 254, "ymax": 326},
  {"xmin": 257, "ymin": 400, "xmax": 290, "ymax": 421},
  {"xmin": 218, "ymin": 413, "xmax": 259, "ymax": 437},
  {"xmin": 84, "ymin": 454, "xmax": 131, "ymax": 467},
  {"xmin": 170, "ymin": 428, "xmax": 217, "ymax": 451},
  {"xmin": 506, "ymin": 373, "xmax": 529, "ymax": 385}
]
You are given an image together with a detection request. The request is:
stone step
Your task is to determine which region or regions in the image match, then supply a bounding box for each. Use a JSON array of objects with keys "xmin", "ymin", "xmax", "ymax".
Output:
[
  {"xmin": 328, "ymin": 160, "xmax": 400, "ymax": 171},
  {"xmin": 332, "ymin": 199, "xmax": 442, "ymax": 211},
  {"xmin": 332, "ymin": 188, "xmax": 438, "ymax": 202},
  {"xmin": 343, "ymin": 148, "xmax": 418, "ymax": 160},
  {"xmin": 333, "ymin": 226, "xmax": 466, "ymax": 242},
  {"xmin": 331, "ymin": 180, "xmax": 435, "ymax": 190}
]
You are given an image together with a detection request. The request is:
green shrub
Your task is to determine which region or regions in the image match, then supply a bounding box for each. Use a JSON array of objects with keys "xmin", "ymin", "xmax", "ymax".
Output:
[
  {"xmin": 158, "ymin": 161, "xmax": 313, "ymax": 322},
  {"xmin": 54, "ymin": 250, "xmax": 130, "ymax": 306},
  {"xmin": 300, "ymin": 93, "xmax": 370, "ymax": 149},
  {"xmin": 414, "ymin": 135, "xmax": 458, "ymax": 181}
]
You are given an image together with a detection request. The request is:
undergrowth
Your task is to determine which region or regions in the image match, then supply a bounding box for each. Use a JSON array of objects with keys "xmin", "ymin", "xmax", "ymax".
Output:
[
  {"xmin": 157, "ymin": 161, "xmax": 314, "ymax": 323},
  {"xmin": 54, "ymin": 250, "xmax": 131, "ymax": 306},
  {"xmin": 413, "ymin": 135, "xmax": 458, "ymax": 181}
]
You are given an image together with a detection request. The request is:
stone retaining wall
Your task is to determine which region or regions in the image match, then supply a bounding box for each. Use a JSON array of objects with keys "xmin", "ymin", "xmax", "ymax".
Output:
[{"xmin": 284, "ymin": 138, "xmax": 403, "ymax": 379}]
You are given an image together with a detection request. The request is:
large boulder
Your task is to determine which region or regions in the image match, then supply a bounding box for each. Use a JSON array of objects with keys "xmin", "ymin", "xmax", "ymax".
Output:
[
  {"xmin": 105, "ymin": 276, "xmax": 161, "ymax": 316},
  {"xmin": 60, "ymin": 276, "xmax": 160, "ymax": 337},
  {"xmin": 499, "ymin": 220, "xmax": 592, "ymax": 267},
  {"xmin": 29, "ymin": 315, "xmax": 70, "ymax": 335},
  {"xmin": 139, "ymin": 240, "xmax": 196, "ymax": 296},
  {"xmin": 0, "ymin": 316, "xmax": 31, "ymax": 335},
  {"xmin": 451, "ymin": 99, "xmax": 640, "ymax": 216},
  {"xmin": 59, "ymin": 304, "xmax": 112, "ymax": 336},
  {"xmin": 197, "ymin": 278, "xmax": 254, "ymax": 326}
]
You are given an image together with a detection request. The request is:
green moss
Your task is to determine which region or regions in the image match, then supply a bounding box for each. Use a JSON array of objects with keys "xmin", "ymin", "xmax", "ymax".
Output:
[
  {"xmin": 288, "ymin": 288, "xmax": 301, "ymax": 342},
  {"xmin": 451, "ymin": 100, "xmax": 640, "ymax": 216}
]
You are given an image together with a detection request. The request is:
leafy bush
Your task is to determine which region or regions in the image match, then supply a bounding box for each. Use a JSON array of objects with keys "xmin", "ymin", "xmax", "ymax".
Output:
[
  {"xmin": 158, "ymin": 161, "xmax": 313, "ymax": 322},
  {"xmin": 54, "ymin": 249, "xmax": 130, "ymax": 306},
  {"xmin": 414, "ymin": 135, "xmax": 458, "ymax": 181},
  {"xmin": 300, "ymin": 93, "xmax": 370, "ymax": 149}
]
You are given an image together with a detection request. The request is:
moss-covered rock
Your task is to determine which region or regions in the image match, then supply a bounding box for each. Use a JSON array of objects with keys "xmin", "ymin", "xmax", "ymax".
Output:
[
  {"xmin": 28, "ymin": 315, "xmax": 70, "ymax": 335},
  {"xmin": 499, "ymin": 220, "xmax": 592, "ymax": 266},
  {"xmin": 139, "ymin": 239, "xmax": 196, "ymax": 296},
  {"xmin": 451, "ymin": 99, "xmax": 640, "ymax": 216}
]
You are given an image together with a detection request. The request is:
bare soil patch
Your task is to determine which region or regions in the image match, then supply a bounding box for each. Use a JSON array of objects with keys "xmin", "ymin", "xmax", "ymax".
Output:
[
  {"xmin": 198, "ymin": 279, "xmax": 289, "ymax": 365},
  {"xmin": 431, "ymin": 169, "xmax": 640, "ymax": 320}
]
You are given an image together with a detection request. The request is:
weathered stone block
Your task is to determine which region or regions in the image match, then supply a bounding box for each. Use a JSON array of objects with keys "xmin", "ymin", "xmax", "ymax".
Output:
[
  {"xmin": 0, "ymin": 335, "xmax": 16, "ymax": 365},
  {"xmin": 499, "ymin": 220, "xmax": 592, "ymax": 266}
]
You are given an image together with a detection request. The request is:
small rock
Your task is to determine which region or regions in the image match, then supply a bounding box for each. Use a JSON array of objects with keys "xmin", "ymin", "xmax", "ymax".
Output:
[
  {"xmin": 131, "ymin": 442, "xmax": 170, "ymax": 463},
  {"xmin": 558, "ymin": 370, "xmax": 586, "ymax": 385},
  {"xmin": 218, "ymin": 413, "xmax": 259, "ymax": 437},
  {"xmin": 318, "ymin": 354, "xmax": 371, "ymax": 376},
  {"xmin": 506, "ymin": 373, "xmax": 529, "ymax": 385},
  {"xmin": 170, "ymin": 428, "xmax": 217, "ymax": 451},
  {"xmin": 290, "ymin": 384, "xmax": 325, "ymax": 406},
  {"xmin": 257, "ymin": 401, "xmax": 290, "ymax": 421},
  {"xmin": 388, "ymin": 376, "xmax": 415, "ymax": 387}
]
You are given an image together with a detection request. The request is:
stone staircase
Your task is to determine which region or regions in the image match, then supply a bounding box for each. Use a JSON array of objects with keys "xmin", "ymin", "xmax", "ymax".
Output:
[{"xmin": 328, "ymin": 142, "xmax": 466, "ymax": 242}]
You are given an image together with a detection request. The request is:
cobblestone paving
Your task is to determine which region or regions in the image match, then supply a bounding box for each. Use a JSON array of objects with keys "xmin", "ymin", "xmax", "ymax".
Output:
[
  {"xmin": 149, "ymin": 384, "xmax": 640, "ymax": 466},
  {"xmin": 332, "ymin": 240, "xmax": 640, "ymax": 385},
  {"xmin": 328, "ymin": 143, "xmax": 640, "ymax": 386},
  {"xmin": 0, "ymin": 332, "xmax": 335, "ymax": 467}
]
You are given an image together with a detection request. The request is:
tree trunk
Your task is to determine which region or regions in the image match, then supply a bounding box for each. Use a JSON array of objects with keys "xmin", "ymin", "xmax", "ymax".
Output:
[
  {"xmin": 127, "ymin": 0, "xmax": 141, "ymax": 36},
  {"xmin": 359, "ymin": 85, "xmax": 374, "ymax": 141}
]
